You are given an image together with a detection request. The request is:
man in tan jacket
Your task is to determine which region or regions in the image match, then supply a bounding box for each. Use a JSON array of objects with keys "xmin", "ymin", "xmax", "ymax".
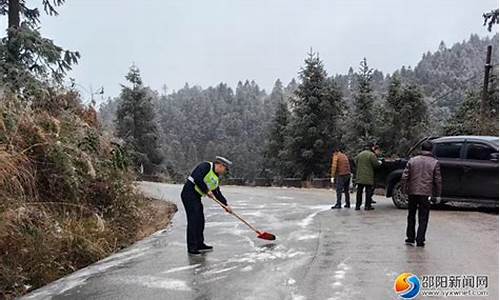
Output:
[
  {"xmin": 401, "ymin": 141, "xmax": 442, "ymax": 247},
  {"xmin": 331, "ymin": 147, "xmax": 352, "ymax": 209}
]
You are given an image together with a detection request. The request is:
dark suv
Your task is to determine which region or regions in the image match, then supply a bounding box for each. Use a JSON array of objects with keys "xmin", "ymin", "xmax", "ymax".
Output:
[{"xmin": 376, "ymin": 136, "xmax": 499, "ymax": 208}]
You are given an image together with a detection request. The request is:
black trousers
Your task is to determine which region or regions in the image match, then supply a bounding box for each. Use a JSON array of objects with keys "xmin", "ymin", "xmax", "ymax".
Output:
[
  {"xmin": 181, "ymin": 183, "xmax": 205, "ymax": 251},
  {"xmin": 406, "ymin": 195, "xmax": 430, "ymax": 244},
  {"xmin": 356, "ymin": 184, "xmax": 373, "ymax": 209},
  {"xmin": 335, "ymin": 175, "xmax": 351, "ymax": 206}
]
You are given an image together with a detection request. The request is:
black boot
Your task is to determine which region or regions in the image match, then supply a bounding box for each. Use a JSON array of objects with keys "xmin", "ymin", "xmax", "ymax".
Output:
[
  {"xmin": 198, "ymin": 244, "xmax": 213, "ymax": 252},
  {"xmin": 405, "ymin": 239, "xmax": 415, "ymax": 246},
  {"xmin": 188, "ymin": 249, "xmax": 202, "ymax": 255}
]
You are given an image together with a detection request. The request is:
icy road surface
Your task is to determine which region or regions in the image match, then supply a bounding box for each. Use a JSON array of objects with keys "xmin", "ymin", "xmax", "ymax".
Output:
[{"xmin": 23, "ymin": 183, "xmax": 498, "ymax": 300}]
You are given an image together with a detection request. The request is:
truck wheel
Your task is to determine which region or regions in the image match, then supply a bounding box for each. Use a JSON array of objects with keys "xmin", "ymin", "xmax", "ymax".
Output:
[{"xmin": 392, "ymin": 181, "xmax": 408, "ymax": 209}]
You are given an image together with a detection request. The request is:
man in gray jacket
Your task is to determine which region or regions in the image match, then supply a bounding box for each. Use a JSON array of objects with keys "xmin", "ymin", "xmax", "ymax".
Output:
[{"xmin": 401, "ymin": 141, "xmax": 442, "ymax": 247}]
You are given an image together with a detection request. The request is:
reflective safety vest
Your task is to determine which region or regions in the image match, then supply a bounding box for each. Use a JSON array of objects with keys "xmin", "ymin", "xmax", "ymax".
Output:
[{"xmin": 192, "ymin": 162, "xmax": 220, "ymax": 196}]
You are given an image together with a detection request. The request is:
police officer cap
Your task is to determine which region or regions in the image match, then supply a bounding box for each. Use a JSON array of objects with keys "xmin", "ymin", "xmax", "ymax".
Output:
[{"xmin": 215, "ymin": 156, "xmax": 232, "ymax": 169}]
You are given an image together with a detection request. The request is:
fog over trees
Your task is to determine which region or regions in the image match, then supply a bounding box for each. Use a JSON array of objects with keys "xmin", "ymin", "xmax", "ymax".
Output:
[{"xmin": 99, "ymin": 34, "xmax": 499, "ymax": 180}]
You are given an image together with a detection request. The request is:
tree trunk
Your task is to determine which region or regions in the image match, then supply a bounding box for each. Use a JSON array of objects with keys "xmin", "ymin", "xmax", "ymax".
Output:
[
  {"xmin": 7, "ymin": 0, "xmax": 21, "ymax": 63},
  {"xmin": 8, "ymin": 0, "xmax": 20, "ymax": 30}
]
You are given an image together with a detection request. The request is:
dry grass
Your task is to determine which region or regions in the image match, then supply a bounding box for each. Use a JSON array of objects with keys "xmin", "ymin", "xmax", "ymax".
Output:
[
  {"xmin": 0, "ymin": 150, "xmax": 36, "ymax": 200},
  {"xmin": 0, "ymin": 91, "xmax": 176, "ymax": 299}
]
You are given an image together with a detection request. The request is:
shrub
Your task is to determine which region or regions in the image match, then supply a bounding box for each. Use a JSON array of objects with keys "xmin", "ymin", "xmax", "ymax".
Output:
[{"xmin": 0, "ymin": 90, "xmax": 157, "ymax": 298}]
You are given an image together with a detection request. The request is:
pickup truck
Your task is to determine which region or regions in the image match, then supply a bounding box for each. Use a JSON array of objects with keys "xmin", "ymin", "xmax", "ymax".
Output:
[{"xmin": 375, "ymin": 136, "xmax": 499, "ymax": 208}]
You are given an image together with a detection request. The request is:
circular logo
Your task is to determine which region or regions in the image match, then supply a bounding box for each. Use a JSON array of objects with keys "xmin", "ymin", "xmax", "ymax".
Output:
[{"xmin": 394, "ymin": 273, "xmax": 421, "ymax": 299}]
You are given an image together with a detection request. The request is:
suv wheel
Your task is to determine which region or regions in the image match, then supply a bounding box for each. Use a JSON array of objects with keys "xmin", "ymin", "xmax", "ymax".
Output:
[{"xmin": 392, "ymin": 181, "xmax": 408, "ymax": 209}]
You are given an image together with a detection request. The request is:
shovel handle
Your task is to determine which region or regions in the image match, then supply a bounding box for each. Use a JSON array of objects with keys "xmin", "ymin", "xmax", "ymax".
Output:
[{"xmin": 209, "ymin": 196, "xmax": 261, "ymax": 234}]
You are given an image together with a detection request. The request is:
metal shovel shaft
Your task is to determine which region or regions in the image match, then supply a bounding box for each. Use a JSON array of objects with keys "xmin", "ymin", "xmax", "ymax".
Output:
[{"xmin": 209, "ymin": 196, "xmax": 261, "ymax": 234}]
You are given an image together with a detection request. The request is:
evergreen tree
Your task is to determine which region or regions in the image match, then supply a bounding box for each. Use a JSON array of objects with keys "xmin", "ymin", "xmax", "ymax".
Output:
[
  {"xmin": 263, "ymin": 85, "xmax": 290, "ymax": 178},
  {"xmin": 287, "ymin": 50, "xmax": 343, "ymax": 179},
  {"xmin": 445, "ymin": 72, "xmax": 499, "ymax": 136},
  {"xmin": 264, "ymin": 79, "xmax": 284, "ymax": 118},
  {"xmin": 115, "ymin": 65, "xmax": 163, "ymax": 175},
  {"xmin": 344, "ymin": 58, "xmax": 376, "ymax": 154},
  {"xmin": 155, "ymin": 80, "xmax": 269, "ymax": 180},
  {"xmin": 226, "ymin": 80, "xmax": 267, "ymax": 179},
  {"xmin": 483, "ymin": 9, "xmax": 499, "ymax": 31},
  {"xmin": 98, "ymin": 97, "xmax": 120, "ymax": 134},
  {"xmin": 0, "ymin": 0, "xmax": 80, "ymax": 97},
  {"xmin": 379, "ymin": 76, "xmax": 428, "ymax": 156}
]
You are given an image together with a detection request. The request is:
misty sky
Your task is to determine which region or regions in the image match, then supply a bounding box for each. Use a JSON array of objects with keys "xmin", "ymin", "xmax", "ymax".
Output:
[{"xmin": 33, "ymin": 0, "xmax": 499, "ymax": 102}]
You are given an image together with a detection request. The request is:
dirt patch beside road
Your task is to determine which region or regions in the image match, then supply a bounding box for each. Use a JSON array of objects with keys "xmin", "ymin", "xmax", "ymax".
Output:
[
  {"xmin": 137, "ymin": 199, "xmax": 178, "ymax": 239},
  {"xmin": 0, "ymin": 198, "xmax": 177, "ymax": 300}
]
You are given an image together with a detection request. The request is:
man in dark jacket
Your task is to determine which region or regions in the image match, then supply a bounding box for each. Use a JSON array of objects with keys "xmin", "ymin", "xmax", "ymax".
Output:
[
  {"xmin": 354, "ymin": 143, "xmax": 382, "ymax": 210},
  {"xmin": 401, "ymin": 141, "xmax": 442, "ymax": 247},
  {"xmin": 181, "ymin": 156, "xmax": 233, "ymax": 255}
]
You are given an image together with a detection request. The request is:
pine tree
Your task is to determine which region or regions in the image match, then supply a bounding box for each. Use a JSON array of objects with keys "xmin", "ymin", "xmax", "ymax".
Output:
[
  {"xmin": 445, "ymin": 72, "xmax": 499, "ymax": 136},
  {"xmin": 344, "ymin": 58, "xmax": 376, "ymax": 154},
  {"xmin": 263, "ymin": 88, "xmax": 290, "ymax": 178},
  {"xmin": 379, "ymin": 76, "xmax": 428, "ymax": 156},
  {"xmin": 98, "ymin": 97, "xmax": 121, "ymax": 133},
  {"xmin": 0, "ymin": 0, "xmax": 80, "ymax": 97},
  {"xmin": 115, "ymin": 65, "xmax": 163, "ymax": 175},
  {"xmin": 483, "ymin": 9, "xmax": 499, "ymax": 31},
  {"xmin": 287, "ymin": 50, "xmax": 343, "ymax": 180},
  {"xmin": 228, "ymin": 80, "xmax": 267, "ymax": 179},
  {"xmin": 263, "ymin": 79, "xmax": 284, "ymax": 124}
]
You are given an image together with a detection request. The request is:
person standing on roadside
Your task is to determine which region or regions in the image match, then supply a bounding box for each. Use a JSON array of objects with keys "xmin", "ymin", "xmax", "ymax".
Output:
[
  {"xmin": 330, "ymin": 146, "xmax": 352, "ymax": 209},
  {"xmin": 401, "ymin": 141, "xmax": 442, "ymax": 247},
  {"xmin": 354, "ymin": 143, "xmax": 382, "ymax": 210}
]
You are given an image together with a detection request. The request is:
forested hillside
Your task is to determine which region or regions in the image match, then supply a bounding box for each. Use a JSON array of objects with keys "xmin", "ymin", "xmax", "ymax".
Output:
[{"xmin": 99, "ymin": 34, "xmax": 499, "ymax": 180}]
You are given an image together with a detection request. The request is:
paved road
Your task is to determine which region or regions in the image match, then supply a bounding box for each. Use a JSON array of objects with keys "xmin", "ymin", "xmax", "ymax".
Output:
[{"xmin": 23, "ymin": 183, "xmax": 498, "ymax": 300}]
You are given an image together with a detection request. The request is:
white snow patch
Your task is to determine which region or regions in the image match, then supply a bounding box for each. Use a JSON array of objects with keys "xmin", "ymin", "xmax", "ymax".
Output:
[
  {"xmin": 296, "ymin": 233, "xmax": 319, "ymax": 240},
  {"xmin": 220, "ymin": 224, "xmax": 248, "ymax": 237},
  {"xmin": 298, "ymin": 212, "xmax": 320, "ymax": 228},
  {"xmin": 162, "ymin": 264, "xmax": 200, "ymax": 274},
  {"xmin": 337, "ymin": 258, "xmax": 351, "ymax": 271},
  {"xmin": 297, "ymin": 205, "xmax": 330, "ymax": 228},
  {"xmin": 202, "ymin": 266, "xmax": 238, "ymax": 276},
  {"xmin": 292, "ymin": 293, "xmax": 307, "ymax": 300},
  {"xmin": 201, "ymin": 275, "xmax": 227, "ymax": 284},
  {"xmin": 287, "ymin": 278, "xmax": 296, "ymax": 285},
  {"xmin": 228, "ymin": 248, "xmax": 305, "ymax": 264},
  {"xmin": 168, "ymin": 241, "xmax": 186, "ymax": 247},
  {"xmin": 241, "ymin": 211, "xmax": 263, "ymax": 217},
  {"xmin": 240, "ymin": 265, "xmax": 253, "ymax": 272},
  {"xmin": 120, "ymin": 275, "xmax": 191, "ymax": 291}
]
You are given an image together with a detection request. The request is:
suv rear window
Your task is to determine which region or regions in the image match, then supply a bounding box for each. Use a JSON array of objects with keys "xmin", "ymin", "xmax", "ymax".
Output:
[
  {"xmin": 466, "ymin": 143, "xmax": 498, "ymax": 160},
  {"xmin": 434, "ymin": 142, "xmax": 463, "ymax": 159}
]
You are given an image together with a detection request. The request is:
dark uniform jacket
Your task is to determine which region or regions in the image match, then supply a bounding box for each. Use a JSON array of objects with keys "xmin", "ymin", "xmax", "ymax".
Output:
[{"xmin": 188, "ymin": 162, "xmax": 228, "ymax": 205}]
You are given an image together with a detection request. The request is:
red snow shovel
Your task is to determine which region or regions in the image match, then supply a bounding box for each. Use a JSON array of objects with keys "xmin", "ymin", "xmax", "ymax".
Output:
[{"xmin": 210, "ymin": 196, "xmax": 276, "ymax": 241}]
